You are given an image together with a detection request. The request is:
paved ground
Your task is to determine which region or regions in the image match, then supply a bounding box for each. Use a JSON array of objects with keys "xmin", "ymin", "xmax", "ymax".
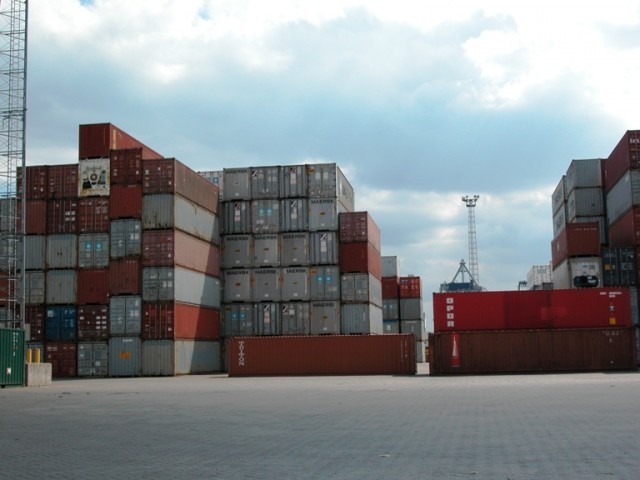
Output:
[{"xmin": 1, "ymin": 364, "xmax": 640, "ymax": 479}]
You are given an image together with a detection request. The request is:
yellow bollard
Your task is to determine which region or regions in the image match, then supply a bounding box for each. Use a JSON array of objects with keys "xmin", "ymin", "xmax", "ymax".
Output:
[
  {"xmin": 26, "ymin": 348, "xmax": 32, "ymax": 363},
  {"xmin": 34, "ymin": 348, "xmax": 41, "ymax": 364}
]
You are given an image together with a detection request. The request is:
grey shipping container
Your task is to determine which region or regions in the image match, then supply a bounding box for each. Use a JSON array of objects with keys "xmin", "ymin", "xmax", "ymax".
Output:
[
  {"xmin": 252, "ymin": 199, "xmax": 280, "ymax": 234},
  {"xmin": 0, "ymin": 237, "xmax": 17, "ymax": 270},
  {"xmin": 280, "ymin": 232, "xmax": 310, "ymax": 266},
  {"xmin": 254, "ymin": 302, "xmax": 281, "ymax": 335},
  {"xmin": 381, "ymin": 256, "xmax": 399, "ymax": 278},
  {"xmin": 401, "ymin": 319, "xmax": 426, "ymax": 341},
  {"xmin": 143, "ymin": 267, "xmax": 221, "ymax": 307},
  {"xmin": 78, "ymin": 233, "xmax": 110, "ymax": 268},
  {"xmin": 383, "ymin": 319, "xmax": 400, "ymax": 334},
  {"xmin": 281, "ymin": 302, "xmax": 311, "ymax": 335},
  {"xmin": 198, "ymin": 170, "xmax": 224, "ymax": 199},
  {"xmin": 415, "ymin": 340, "xmax": 426, "ymax": 363},
  {"xmin": 280, "ymin": 164, "xmax": 308, "ymax": 198},
  {"xmin": 341, "ymin": 303, "xmax": 384, "ymax": 335},
  {"xmin": 552, "ymin": 175, "xmax": 567, "ymax": 214},
  {"xmin": 281, "ymin": 267, "xmax": 310, "ymax": 301},
  {"xmin": 46, "ymin": 270, "xmax": 77, "ymax": 304},
  {"xmin": 142, "ymin": 339, "xmax": 222, "ymax": 375},
  {"xmin": 223, "ymin": 269, "xmax": 252, "ymax": 303},
  {"xmin": 383, "ymin": 298, "xmax": 400, "ymax": 321},
  {"xmin": 280, "ymin": 198, "xmax": 308, "ymax": 232},
  {"xmin": 309, "ymin": 231, "xmax": 339, "ymax": 264},
  {"xmin": 224, "ymin": 303, "xmax": 256, "ymax": 336},
  {"xmin": 308, "ymin": 198, "xmax": 345, "ymax": 231},
  {"xmin": 110, "ymin": 219, "xmax": 141, "ymax": 258},
  {"xmin": 400, "ymin": 298, "xmax": 424, "ymax": 321},
  {"xmin": 309, "ymin": 265, "xmax": 340, "ymax": 301},
  {"xmin": 566, "ymin": 187, "xmax": 605, "ymax": 221},
  {"xmin": 46, "ymin": 234, "xmax": 77, "ymax": 269},
  {"xmin": 252, "ymin": 268, "xmax": 281, "ymax": 302},
  {"xmin": 253, "ymin": 234, "xmax": 279, "ymax": 267},
  {"xmin": 18, "ymin": 271, "xmax": 45, "ymax": 305},
  {"xmin": 307, "ymin": 163, "xmax": 355, "ymax": 212},
  {"xmin": 109, "ymin": 336, "xmax": 142, "ymax": 377},
  {"xmin": 341, "ymin": 273, "xmax": 382, "ymax": 306},
  {"xmin": 631, "ymin": 288, "xmax": 639, "ymax": 326},
  {"xmin": 223, "ymin": 167, "xmax": 251, "ymax": 201},
  {"xmin": 143, "ymin": 194, "xmax": 219, "ymax": 244},
  {"xmin": 110, "ymin": 295, "xmax": 142, "ymax": 336},
  {"xmin": 222, "ymin": 234, "xmax": 253, "ymax": 269},
  {"xmin": 222, "ymin": 201, "xmax": 251, "ymax": 234},
  {"xmin": 602, "ymin": 247, "xmax": 636, "ymax": 287},
  {"xmin": 0, "ymin": 198, "xmax": 16, "ymax": 232},
  {"xmin": 565, "ymin": 158, "xmax": 603, "ymax": 192},
  {"xmin": 606, "ymin": 169, "xmax": 640, "ymax": 225},
  {"xmin": 552, "ymin": 206, "xmax": 567, "ymax": 238},
  {"xmin": 77, "ymin": 341, "xmax": 109, "ymax": 377},
  {"xmin": 21, "ymin": 235, "xmax": 46, "ymax": 270},
  {"xmin": 251, "ymin": 166, "xmax": 280, "ymax": 199},
  {"xmin": 310, "ymin": 301, "xmax": 340, "ymax": 335}
]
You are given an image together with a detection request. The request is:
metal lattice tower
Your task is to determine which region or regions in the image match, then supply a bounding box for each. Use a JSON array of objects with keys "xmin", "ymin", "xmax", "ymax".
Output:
[
  {"xmin": 0, "ymin": 0, "xmax": 28, "ymax": 328},
  {"xmin": 462, "ymin": 195, "xmax": 479, "ymax": 287}
]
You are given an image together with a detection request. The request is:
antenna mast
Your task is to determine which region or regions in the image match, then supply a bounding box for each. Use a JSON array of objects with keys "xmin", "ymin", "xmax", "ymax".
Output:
[{"xmin": 462, "ymin": 195, "xmax": 479, "ymax": 288}]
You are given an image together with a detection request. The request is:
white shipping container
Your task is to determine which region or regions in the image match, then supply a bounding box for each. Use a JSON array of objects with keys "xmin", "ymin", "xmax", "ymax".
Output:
[
  {"xmin": 281, "ymin": 267, "xmax": 310, "ymax": 301},
  {"xmin": 46, "ymin": 234, "xmax": 78, "ymax": 269},
  {"xmin": 78, "ymin": 157, "xmax": 110, "ymax": 197},
  {"xmin": 381, "ymin": 256, "xmax": 399, "ymax": 278},
  {"xmin": 552, "ymin": 257, "xmax": 602, "ymax": 290},
  {"xmin": 566, "ymin": 187, "xmax": 605, "ymax": 221},
  {"xmin": 565, "ymin": 158, "xmax": 603, "ymax": 192},
  {"xmin": 142, "ymin": 340, "xmax": 222, "ymax": 375},
  {"xmin": 223, "ymin": 168, "xmax": 251, "ymax": 201},
  {"xmin": 252, "ymin": 268, "xmax": 281, "ymax": 302},
  {"xmin": 222, "ymin": 234, "xmax": 253, "ymax": 269},
  {"xmin": 223, "ymin": 269, "xmax": 252, "ymax": 302},
  {"xmin": 251, "ymin": 166, "xmax": 280, "ymax": 199},
  {"xmin": 310, "ymin": 301, "xmax": 341, "ymax": 335},
  {"xmin": 280, "ymin": 232, "xmax": 310, "ymax": 266},
  {"xmin": 526, "ymin": 265, "xmax": 553, "ymax": 289},
  {"xmin": 253, "ymin": 234, "xmax": 279, "ymax": 267},
  {"xmin": 606, "ymin": 170, "xmax": 640, "ymax": 226},
  {"xmin": 281, "ymin": 302, "xmax": 311, "ymax": 335},
  {"xmin": 340, "ymin": 303, "xmax": 383, "ymax": 334}
]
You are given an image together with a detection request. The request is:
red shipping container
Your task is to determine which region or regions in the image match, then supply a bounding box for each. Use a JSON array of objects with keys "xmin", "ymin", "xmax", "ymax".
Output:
[
  {"xmin": 109, "ymin": 184, "xmax": 142, "ymax": 219},
  {"xmin": 142, "ymin": 302, "xmax": 221, "ymax": 340},
  {"xmin": 608, "ymin": 206, "xmax": 640, "ymax": 247},
  {"xmin": 17, "ymin": 166, "xmax": 48, "ymax": 200},
  {"xmin": 142, "ymin": 158, "xmax": 219, "ymax": 214},
  {"xmin": 77, "ymin": 268, "xmax": 110, "ymax": 305},
  {"xmin": 603, "ymin": 130, "xmax": 640, "ymax": 192},
  {"xmin": 551, "ymin": 222, "xmax": 601, "ymax": 268},
  {"xmin": 142, "ymin": 229, "xmax": 220, "ymax": 277},
  {"xmin": 45, "ymin": 342, "xmax": 77, "ymax": 377},
  {"xmin": 77, "ymin": 304, "xmax": 109, "ymax": 341},
  {"xmin": 399, "ymin": 276, "xmax": 422, "ymax": 298},
  {"xmin": 339, "ymin": 242, "xmax": 382, "ymax": 279},
  {"xmin": 47, "ymin": 164, "xmax": 79, "ymax": 199},
  {"xmin": 382, "ymin": 276, "xmax": 399, "ymax": 299},
  {"xmin": 78, "ymin": 197, "xmax": 110, "ymax": 233},
  {"xmin": 339, "ymin": 211, "xmax": 381, "ymax": 251},
  {"xmin": 226, "ymin": 334, "xmax": 416, "ymax": 376},
  {"xmin": 111, "ymin": 148, "xmax": 143, "ymax": 184},
  {"xmin": 18, "ymin": 200, "xmax": 47, "ymax": 234},
  {"xmin": 20, "ymin": 305, "xmax": 45, "ymax": 342},
  {"xmin": 110, "ymin": 258, "xmax": 140, "ymax": 295},
  {"xmin": 78, "ymin": 123, "xmax": 163, "ymax": 160},
  {"xmin": 46, "ymin": 199, "xmax": 78, "ymax": 234}
]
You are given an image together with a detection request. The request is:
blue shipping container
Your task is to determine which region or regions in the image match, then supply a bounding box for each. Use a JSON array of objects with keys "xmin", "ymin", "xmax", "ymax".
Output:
[{"xmin": 45, "ymin": 306, "xmax": 77, "ymax": 341}]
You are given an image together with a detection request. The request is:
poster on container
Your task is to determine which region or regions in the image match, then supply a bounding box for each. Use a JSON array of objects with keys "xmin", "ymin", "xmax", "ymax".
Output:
[{"xmin": 78, "ymin": 158, "xmax": 110, "ymax": 197}]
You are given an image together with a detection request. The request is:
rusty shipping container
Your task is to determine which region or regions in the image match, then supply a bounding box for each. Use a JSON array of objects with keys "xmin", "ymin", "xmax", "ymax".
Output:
[
  {"xmin": 399, "ymin": 276, "xmax": 422, "ymax": 298},
  {"xmin": 77, "ymin": 304, "xmax": 109, "ymax": 341},
  {"xmin": 45, "ymin": 342, "xmax": 77, "ymax": 378},
  {"xmin": 18, "ymin": 200, "xmax": 47, "ymax": 235},
  {"xmin": 603, "ymin": 130, "xmax": 640, "ymax": 193},
  {"xmin": 226, "ymin": 334, "xmax": 415, "ymax": 376},
  {"xmin": 47, "ymin": 164, "xmax": 79, "ymax": 199},
  {"xmin": 77, "ymin": 268, "xmax": 110, "ymax": 305},
  {"xmin": 339, "ymin": 242, "xmax": 382, "ymax": 279},
  {"xmin": 18, "ymin": 165, "xmax": 48, "ymax": 200},
  {"xmin": 78, "ymin": 197, "xmax": 110, "ymax": 233},
  {"xmin": 606, "ymin": 169, "xmax": 640, "ymax": 225},
  {"xmin": 78, "ymin": 122, "xmax": 163, "ymax": 160},
  {"xmin": 551, "ymin": 222, "xmax": 601, "ymax": 268},
  {"xmin": 142, "ymin": 229, "xmax": 220, "ymax": 277},
  {"xmin": 608, "ymin": 206, "xmax": 640, "ymax": 248},
  {"xmin": 47, "ymin": 199, "xmax": 78, "ymax": 234},
  {"xmin": 109, "ymin": 258, "xmax": 141, "ymax": 295},
  {"xmin": 382, "ymin": 276, "xmax": 399, "ymax": 299},
  {"xmin": 21, "ymin": 306, "xmax": 45, "ymax": 342},
  {"xmin": 110, "ymin": 148, "xmax": 143, "ymax": 184},
  {"xmin": 109, "ymin": 184, "xmax": 142, "ymax": 219},
  {"xmin": 142, "ymin": 302, "xmax": 221, "ymax": 340},
  {"xmin": 339, "ymin": 212, "xmax": 381, "ymax": 251},
  {"xmin": 429, "ymin": 328, "xmax": 638, "ymax": 375}
]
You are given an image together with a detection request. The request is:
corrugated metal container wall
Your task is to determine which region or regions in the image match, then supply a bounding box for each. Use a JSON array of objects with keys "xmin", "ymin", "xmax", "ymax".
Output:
[
  {"xmin": 142, "ymin": 229, "xmax": 220, "ymax": 277},
  {"xmin": 400, "ymin": 298, "xmax": 424, "ymax": 320},
  {"xmin": 382, "ymin": 276, "xmax": 399, "ymax": 298},
  {"xmin": 400, "ymin": 319, "xmax": 426, "ymax": 341},
  {"xmin": 341, "ymin": 273, "xmax": 382, "ymax": 306},
  {"xmin": 308, "ymin": 198, "xmax": 343, "ymax": 231},
  {"xmin": 45, "ymin": 342, "xmax": 77, "ymax": 377},
  {"xmin": 109, "ymin": 184, "xmax": 142, "ymax": 219},
  {"xmin": 142, "ymin": 340, "xmax": 221, "ymax": 376},
  {"xmin": 142, "ymin": 302, "xmax": 221, "ymax": 340},
  {"xmin": 608, "ymin": 206, "xmax": 640, "ymax": 247},
  {"xmin": 281, "ymin": 267, "xmax": 310, "ymax": 301},
  {"xmin": 19, "ymin": 200, "xmax": 47, "ymax": 234},
  {"xmin": 18, "ymin": 165, "xmax": 48, "ymax": 200},
  {"xmin": 381, "ymin": 256, "xmax": 399, "ymax": 278},
  {"xmin": 222, "ymin": 201, "xmax": 251, "ymax": 234},
  {"xmin": 280, "ymin": 232, "xmax": 309, "ymax": 266},
  {"xmin": 306, "ymin": 163, "xmax": 355, "ymax": 212},
  {"xmin": 223, "ymin": 269, "xmax": 252, "ymax": 302},
  {"xmin": 339, "ymin": 242, "xmax": 382, "ymax": 279},
  {"xmin": 46, "ymin": 270, "xmax": 77, "ymax": 304},
  {"xmin": 109, "ymin": 258, "xmax": 140, "ymax": 295},
  {"xmin": 339, "ymin": 212, "xmax": 381, "ymax": 250},
  {"xmin": 551, "ymin": 222, "xmax": 601, "ymax": 268},
  {"xmin": 310, "ymin": 301, "xmax": 341, "ymax": 335},
  {"xmin": 280, "ymin": 198, "xmax": 308, "ymax": 232},
  {"xmin": 603, "ymin": 130, "xmax": 640, "ymax": 193},
  {"xmin": 79, "ymin": 122, "xmax": 162, "ymax": 160},
  {"xmin": 566, "ymin": 187, "xmax": 605, "ymax": 220},
  {"xmin": 47, "ymin": 164, "xmax": 78, "ymax": 199},
  {"xmin": 251, "ymin": 199, "xmax": 280, "ymax": 234},
  {"xmin": 222, "ymin": 234, "xmax": 253, "ymax": 268},
  {"xmin": 527, "ymin": 265, "xmax": 553, "ymax": 289},
  {"xmin": 78, "ymin": 233, "xmax": 109, "ymax": 268},
  {"xmin": 78, "ymin": 158, "xmax": 110, "ymax": 197},
  {"xmin": 109, "ymin": 295, "xmax": 142, "ymax": 336},
  {"xmin": 19, "ymin": 271, "xmax": 45, "ymax": 305},
  {"xmin": 565, "ymin": 159, "xmax": 603, "ymax": 192},
  {"xmin": 281, "ymin": 302, "xmax": 311, "ymax": 335},
  {"xmin": 253, "ymin": 234, "xmax": 279, "ymax": 267},
  {"xmin": 46, "ymin": 234, "xmax": 78, "ymax": 269},
  {"xmin": 77, "ymin": 304, "xmax": 109, "ymax": 341},
  {"xmin": 77, "ymin": 342, "xmax": 109, "ymax": 377},
  {"xmin": 142, "ymin": 267, "xmax": 221, "ymax": 307},
  {"xmin": 429, "ymin": 328, "xmax": 638, "ymax": 375},
  {"xmin": 340, "ymin": 303, "xmax": 383, "ymax": 334},
  {"xmin": 553, "ymin": 256, "xmax": 602, "ymax": 289},
  {"xmin": 198, "ymin": 170, "xmax": 224, "ymax": 200},
  {"xmin": 602, "ymin": 247, "xmax": 637, "ymax": 287},
  {"xmin": 110, "ymin": 148, "xmax": 143, "ymax": 184},
  {"xmin": 552, "ymin": 175, "xmax": 567, "ymax": 214},
  {"xmin": 226, "ymin": 334, "xmax": 415, "ymax": 376},
  {"xmin": 223, "ymin": 168, "xmax": 251, "ymax": 201},
  {"xmin": 77, "ymin": 268, "xmax": 110, "ymax": 305},
  {"xmin": 309, "ymin": 266, "xmax": 340, "ymax": 301},
  {"xmin": 383, "ymin": 298, "xmax": 400, "ymax": 320},
  {"xmin": 45, "ymin": 306, "xmax": 77, "ymax": 341},
  {"xmin": 22, "ymin": 306, "xmax": 45, "ymax": 342},
  {"xmin": 46, "ymin": 199, "xmax": 78, "ymax": 234},
  {"xmin": 251, "ymin": 166, "xmax": 280, "ymax": 199},
  {"xmin": 0, "ymin": 236, "xmax": 16, "ymax": 270},
  {"xmin": 254, "ymin": 302, "xmax": 281, "ymax": 335},
  {"xmin": 252, "ymin": 268, "xmax": 281, "ymax": 302},
  {"xmin": 110, "ymin": 219, "xmax": 141, "ymax": 258},
  {"xmin": 574, "ymin": 215, "xmax": 608, "ymax": 245},
  {"xmin": 552, "ymin": 206, "xmax": 567, "ymax": 238},
  {"xmin": 383, "ymin": 319, "xmax": 400, "ymax": 334},
  {"xmin": 224, "ymin": 303, "xmax": 257, "ymax": 336},
  {"xmin": 0, "ymin": 198, "xmax": 15, "ymax": 231},
  {"xmin": 309, "ymin": 231, "xmax": 339, "ymax": 265},
  {"xmin": 22, "ymin": 235, "xmax": 45, "ymax": 270},
  {"xmin": 108, "ymin": 336, "xmax": 142, "ymax": 377},
  {"xmin": 279, "ymin": 165, "xmax": 308, "ymax": 198},
  {"xmin": 399, "ymin": 276, "xmax": 422, "ymax": 298},
  {"xmin": 606, "ymin": 170, "xmax": 640, "ymax": 226},
  {"xmin": 78, "ymin": 197, "xmax": 110, "ymax": 233}
]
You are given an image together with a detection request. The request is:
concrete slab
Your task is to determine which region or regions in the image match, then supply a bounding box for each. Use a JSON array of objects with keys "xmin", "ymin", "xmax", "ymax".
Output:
[{"xmin": 25, "ymin": 362, "xmax": 52, "ymax": 387}]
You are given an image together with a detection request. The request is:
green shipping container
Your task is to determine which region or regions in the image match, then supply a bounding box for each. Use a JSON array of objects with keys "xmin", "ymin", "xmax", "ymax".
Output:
[{"xmin": 1, "ymin": 328, "xmax": 25, "ymax": 387}]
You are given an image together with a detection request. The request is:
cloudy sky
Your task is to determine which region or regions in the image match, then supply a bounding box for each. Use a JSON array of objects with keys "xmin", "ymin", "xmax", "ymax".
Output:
[{"xmin": 25, "ymin": 1, "xmax": 640, "ymax": 327}]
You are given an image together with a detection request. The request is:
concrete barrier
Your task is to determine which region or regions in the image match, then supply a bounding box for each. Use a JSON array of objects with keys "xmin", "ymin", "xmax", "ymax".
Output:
[{"xmin": 25, "ymin": 363, "xmax": 52, "ymax": 387}]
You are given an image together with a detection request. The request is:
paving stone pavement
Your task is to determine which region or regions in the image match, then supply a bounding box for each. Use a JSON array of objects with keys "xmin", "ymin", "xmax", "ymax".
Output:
[{"xmin": 1, "ymin": 364, "xmax": 640, "ymax": 479}]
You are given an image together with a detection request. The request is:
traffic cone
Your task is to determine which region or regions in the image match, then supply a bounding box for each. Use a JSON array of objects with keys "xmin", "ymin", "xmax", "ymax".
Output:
[{"xmin": 451, "ymin": 333, "xmax": 460, "ymax": 369}]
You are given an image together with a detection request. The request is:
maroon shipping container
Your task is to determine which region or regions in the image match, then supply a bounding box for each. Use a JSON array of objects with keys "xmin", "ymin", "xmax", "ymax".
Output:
[
  {"xmin": 603, "ymin": 130, "xmax": 640, "ymax": 193},
  {"xmin": 109, "ymin": 184, "xmax": 142, "ymax": 219},
  {"xmin": 78, "ymin": 123, "xmax": 163, "ymax": 160},
  {"xmin": 17, "ymin": 166, "xmax": 48, "ymax": 200},
  {"xmin": 399, "ymin": 276, "xmax": 422, "ymax": 299},
  {"xmin": 339, "ymin": 242, "xmax": 382, "ymax": 279},
  {"xmin": 142, "ymin": 229, "xmax": 220, "ymax": 277},
  {"xmin": 339, "ymin": 212, "xmax": 381, "ymax": 251},
  {"xmin": 142, "ymin": 158, "xmax": 219, "ymax": 214},
  {"xmin": 78, "ymin": 197, "xmax": 110, "ymax": 233},
  {"xmin": 110, "ymin": 148, "xmax": 143, "ymax": 184},
  {"xmin": 608, "ymin": 206, "xmax": 640, "ymax": 248},
  {"xmin": 429, "ymin": 328, "xmax": 638, "ymax": 375},
  {"xmin": 110, "ymin": 258, "xmax": 140, "ymax": 295},
  {"xmin": 77, "ymin": 304, "xmax": 109, "ymax": 341},
  {"xmin": 382, "ymin": 276, "xmax": 399, "ymax": 299},
  {"xmin": 45, "ymin": 342, "xmax": 77, "ymax": 377},
  {"xmin": 18, "ymin": 200, "xmax": 47, "ymax": 235},
  {"xmin": 77, "ymin": 268, "xmax": 110, "ymax": 305},
  {"xmin": 20, "ymin": 305, "xmax": 45, "ymax": 342},
  {"xmin": 433, "ymin": 288, "xmax": 633, "ymax": 332},
  {"xmin": 551, "ymin": 222, "xmax": 601, "ymax": 268},
  {"xmin": 46, "ymin": 199, "xmax": 78, "ymax": 234},
  {"xmin": 142, "ymin": 302, "xmax": 221, "ymax": 340},
  {"xmin": 47, "ymin": 164, "xmax": 79, "ymax": 199},
  {"xmin": 227, "ymin": 334, "xmax": 416, "ymax": 377}
]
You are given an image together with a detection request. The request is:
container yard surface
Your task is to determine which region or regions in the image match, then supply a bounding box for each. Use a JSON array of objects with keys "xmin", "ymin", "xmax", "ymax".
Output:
[{"xmin": 2, "ymin": 366, "xmax": 640, "ymax": 479}]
